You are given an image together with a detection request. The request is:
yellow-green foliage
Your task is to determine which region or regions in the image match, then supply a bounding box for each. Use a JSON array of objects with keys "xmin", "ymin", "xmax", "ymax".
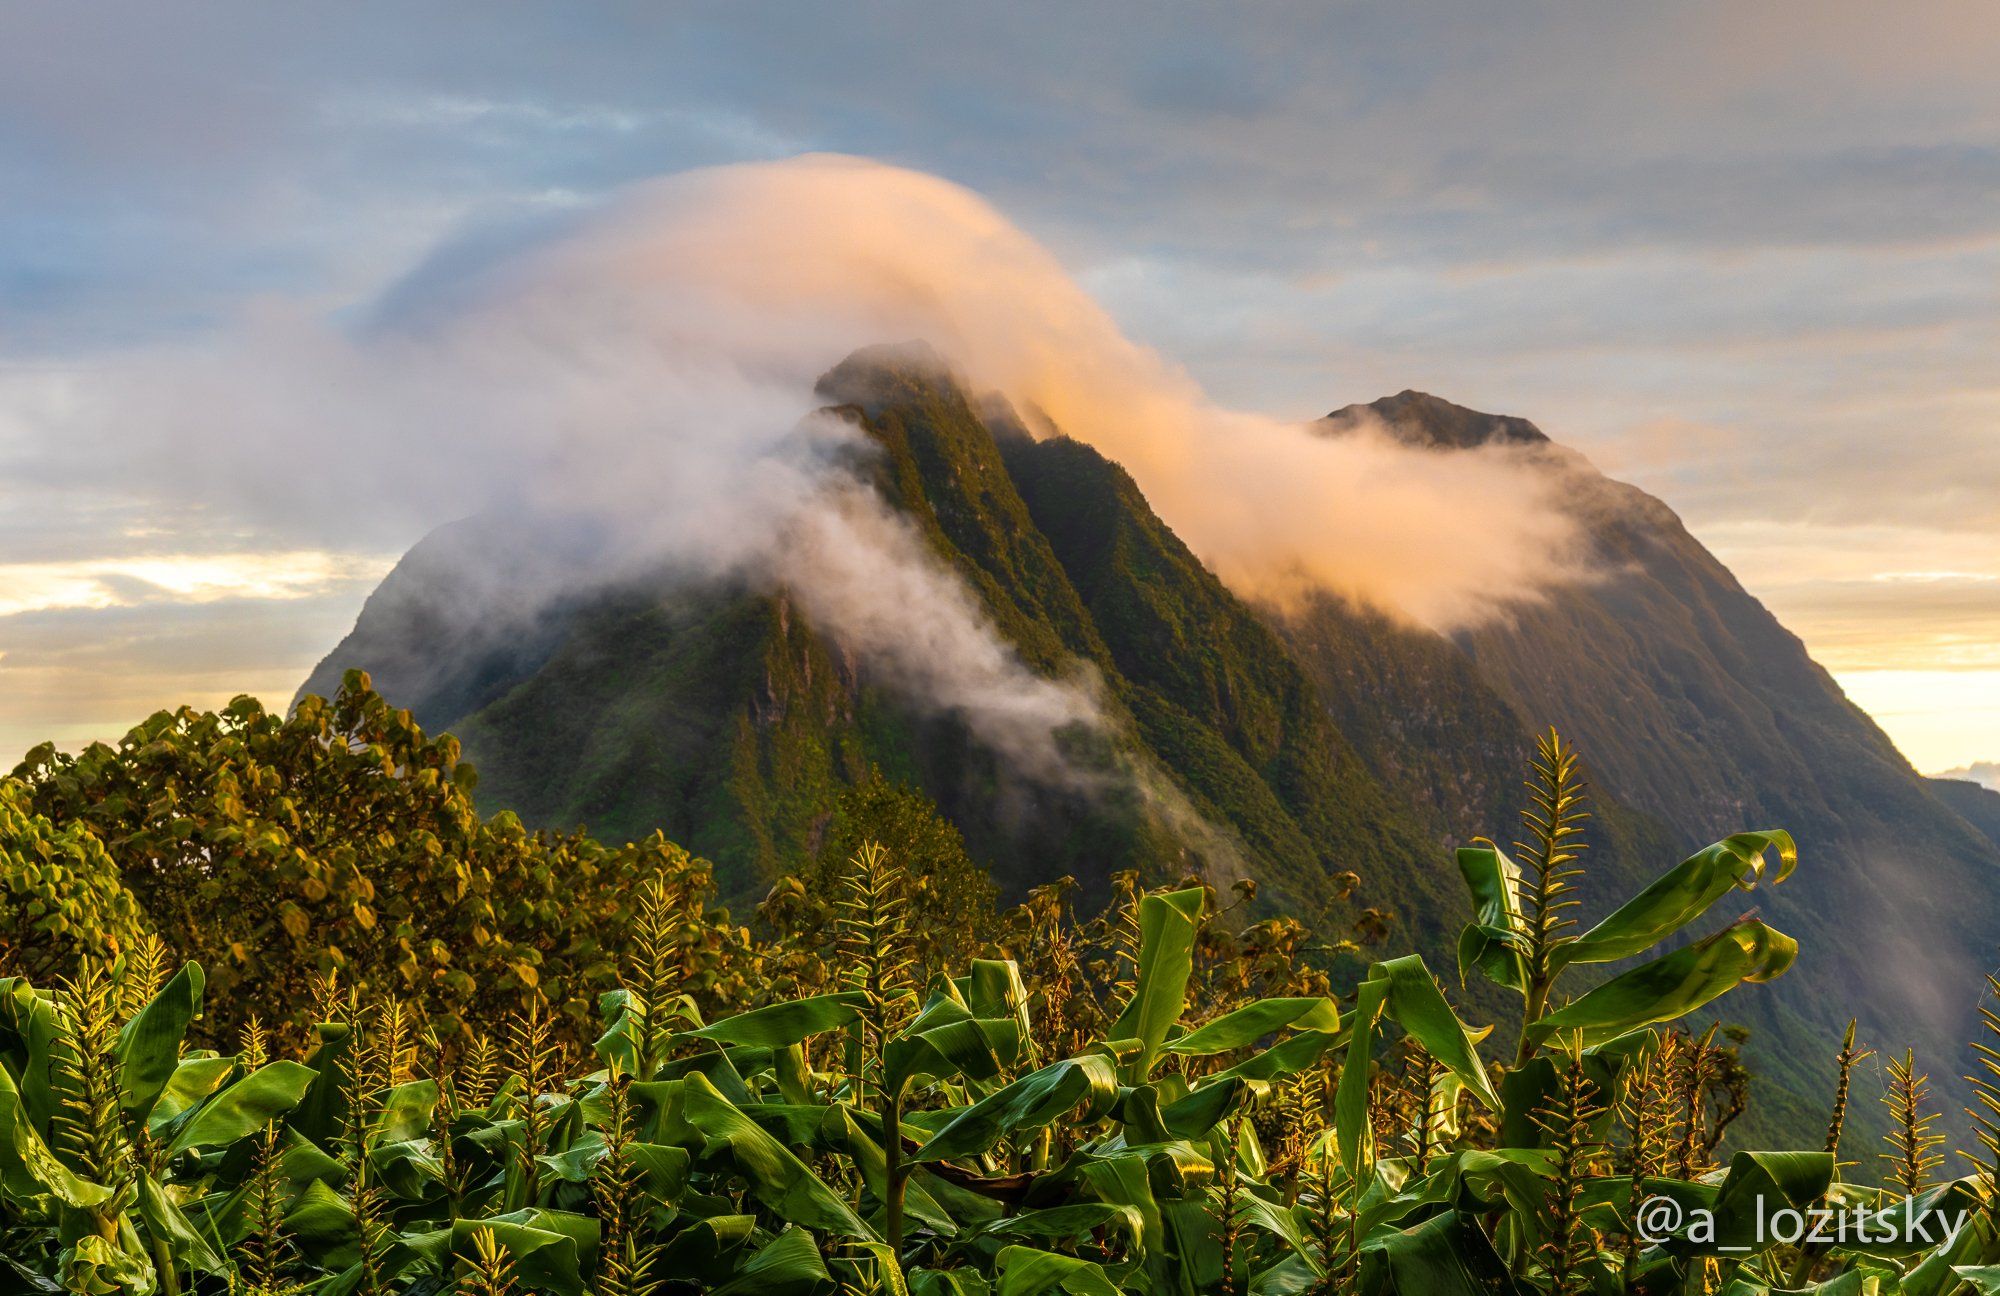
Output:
[
  {"xmin": 0, "ymin": 727, "xmax": 1983, "ymax": 1296},
  {"xmin": 0, "ymin": 778, "xmax": 147, "ymax": 981},
  {"xmin": 8, "ymin": 672, "xmax": 763, "ymax": 1044}
]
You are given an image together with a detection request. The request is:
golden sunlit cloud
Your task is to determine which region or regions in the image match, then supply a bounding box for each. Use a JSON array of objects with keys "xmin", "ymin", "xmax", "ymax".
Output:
[
  {"xmin": 1834, "ymin": 670, "xmax": 2000, "ymax": 774},
  {"xmin": 0, "ymin": 552, "xmax": 396, "ymax": 618}
]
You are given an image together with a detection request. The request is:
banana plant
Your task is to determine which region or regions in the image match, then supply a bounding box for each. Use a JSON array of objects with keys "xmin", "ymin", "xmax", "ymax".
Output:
[
  {"xmin": 1458, "ymin": 829, "xmax": 1799, "ymax": 1054},
  {"xmin": 13, "ymin": 790, "xmax": 2000, "ymax": 1295},
  {"xmin": 0, "ymin": 959, "xmax": 315, "ymax": 1294}
]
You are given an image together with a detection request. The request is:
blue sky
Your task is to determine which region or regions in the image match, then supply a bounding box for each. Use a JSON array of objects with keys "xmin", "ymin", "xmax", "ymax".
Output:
[{"xmin": 1, "ymin": 1, "xmax": 1996, "ymax": 775}]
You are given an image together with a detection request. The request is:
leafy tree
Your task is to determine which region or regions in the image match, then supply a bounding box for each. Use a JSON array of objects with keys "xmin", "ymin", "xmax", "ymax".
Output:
[
  {"xmin": 0, "ymin": 779, "xmax": 147, "ymax": 982},
  {"xmin": 9, "ymin": 671, "xmax": 758, "ymax": 1041}
]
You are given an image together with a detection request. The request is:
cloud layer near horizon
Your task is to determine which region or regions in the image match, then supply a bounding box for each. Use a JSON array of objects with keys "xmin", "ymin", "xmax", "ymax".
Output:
[{"xmin": 1, "ymin": 2, "xmax": 1995, "ymax": 769}]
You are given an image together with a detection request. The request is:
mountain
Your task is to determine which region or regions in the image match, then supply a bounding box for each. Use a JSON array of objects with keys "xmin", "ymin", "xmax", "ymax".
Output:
[
  {"xmin": 1312, "ymin": 391, "xmax": 2000, "ymax": 1129},
  {"xmin": 303, "ymin": 349, "xmax": 1443, "ymax": 929},
  {"xmin": 1931, "ymin": 777, "xmax": 2000, "ymax": 852},
  {"xmin": 304, "ymin": 357, "xmax": 2000, "ymax": 1141}
]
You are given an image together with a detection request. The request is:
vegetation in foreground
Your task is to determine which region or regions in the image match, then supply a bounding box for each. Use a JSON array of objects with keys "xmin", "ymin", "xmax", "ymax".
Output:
[{"xmin": 2, "ymin": 681, "xmax": 1997, "ymax": 1293}]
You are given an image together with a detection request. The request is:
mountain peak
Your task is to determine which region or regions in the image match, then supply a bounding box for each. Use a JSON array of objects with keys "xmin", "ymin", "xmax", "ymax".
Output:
[
  {"xmin": 814, "ymin": 340, "xmax": 956, "ymax": 412},
  {"xmin": 1324, "ymin": 389, "xmax": 1550, "ymax": 450}
]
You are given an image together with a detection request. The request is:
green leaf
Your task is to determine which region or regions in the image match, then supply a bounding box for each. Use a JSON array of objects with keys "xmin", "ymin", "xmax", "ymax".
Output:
[
  {"xmin": 1357, "ymin": 1209, "xmax": 1523, "ymax": 1296},
  {"xmin": 709, "ymin": 1228, "xmax": 835, "ymax": 1296},
  {"xmin": 680, "ymin": 992, "xmax": 869, "ymax": 1049},
  {"xmin": 1560, "ymin": 830, "xmax": 1796, "ymax": 969},
  {"xmin": 1373, "ymin": 958, "xmax": 1499, "ymax": 1110},
  {"xmin": 1337, "ymin": 957, "xmax": 1497, "ymax": 1173},
  {"xmin": 1665, "ymin": 1150, "xmax": 1832, "ymax": 1256},
  {"xmin": 967, "ymin": 958, "xmax": 1034, "ymax": 1041},
  {"xmin": 146, "ymin": 1054, "xmax": 234, "ymax": 1128},
  {"xmin": 679, "ymin": 1072, "xmax": 876, "ymax": 1238},
  {"xmin": 1166, "ymin": 997, "xmax": 1341, "ymax": 1055},
  {"xmin": 1160, "ymin": 1075, "xmax": 1268, "ymax": 1138},
  {"xmin": 116, "ymin": 961, "xmax": 204, "ymax": 1122},
  {"xmin": 135, "ymin": 1169, "xmax": 227, "ymax": 1274},
  {"xmin": 1529, "ymin": 919, "xmax": 1798, "ymax": 1047},
  {"xmin": 1454, "ymin": 843, "xmax": 1527, "ymax": 993},
  {"xmin": 1107, "ymin": 887, "xmax": 1205, "ymax": 1080},
  {"xmin": 165, "ymin": 1059, "xmax": 316, "ymax": 1155},
  {"xmin": 913, "ymin": 1054, "xmax": 1120, "ymax": 1163},
  {"xmin": 985, "ymin": 1204, "xmax": 1145, "ymax": 1249},
  {"xmin": 993, "ymin": 1245, "xmax": 1122, "ymax": 1296},
  {"xmin": 1953, "ymin": 1267, "xmax": 2000, "ymax": 1296},
  {"xmin": 0, "ymin": 1058, "xmax": 109, "ymax": 1207},
  {"xmin": 884, "ymin": 1016, "xmax": 1021, "ymax": 1093},
  {"xmin": 443, "ymin": 1210, "xmax": 598, "ymax": 1296}
]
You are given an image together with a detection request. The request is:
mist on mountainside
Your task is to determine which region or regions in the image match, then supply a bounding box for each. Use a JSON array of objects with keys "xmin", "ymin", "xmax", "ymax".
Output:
[{"xmin": 45, "ymin": 156, "xmax": 1593, "ymax": 804}]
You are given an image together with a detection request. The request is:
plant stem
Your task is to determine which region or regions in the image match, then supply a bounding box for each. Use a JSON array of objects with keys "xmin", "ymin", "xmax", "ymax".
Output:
[
  {"xmin": 883, "ymin": 1084, "xmax": 908, "ymax": 1258},
  {"xmin": 151, "ymin": 1234, "xmax": 182, "ymax": 1296}
]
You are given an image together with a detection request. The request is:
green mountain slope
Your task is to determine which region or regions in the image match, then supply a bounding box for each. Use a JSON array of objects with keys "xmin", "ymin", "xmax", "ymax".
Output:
[
  {"xmin": 1317, "ymin": 391, "xmax": 2000, "ymax": 1135},
  {"xmin": 302, "ymin": 350, "xmax": 1443, "ymax": 924},
  {"xmin": 1932, "ymin": 776, "xmax": 2000, "ymax": 851},
  {"xmin": 305, "ymin": 361, "xmax": 2000, "ymax": 1145}
]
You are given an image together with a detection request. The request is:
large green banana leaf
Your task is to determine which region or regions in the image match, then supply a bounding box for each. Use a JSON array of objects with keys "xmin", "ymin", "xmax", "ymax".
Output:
[
  {"xmin": 1358, "ymin": 1208, "xmax": 1525, "ymax": 1296},
  {"xmin": 164, "ymin": 1058, "xmax": 316, "ymax": 1155},
  {"xmin": 682, "ymin": 992, "xmax": 870, "ymax": 1048},
  {"xmin": 678, "ymin": 1073, "xmax": 876, "ymax": 1238},
  {"xmin": 885, "ymin": 1017, "xmax": 1022, "ymax": 1093},
  {"xmin": 914, "ymin": 1054, "xmax": 1120, "ymax": 1163},
  {"xmin": 1167, "ymin": 997, "xmax": 1341, "ymax": 1055},
  {"xmin": 1337, "ymin": 956, "xmax": 1499, "ymax": 1172},
  {"xmin": 1527, "ymin": 919, "xmax": 1797, "ymax": 1047},
  {"xmin": 1558, "ymin": 831, "xmax": 1796, "ymax": 970},
  {"xmin": 993, "ymin": 1245, "xmax": 1123, "ymax": 1296},
  {"xmin": 1107, "ymin": 888, "xmax": 1206, "ymax": 1081},
  {"xmin": 708, "ymin": 1227, "xmax": 834, "ymax": 1296},
  {"xmin": 1455, "ymin": 843, "xmax": 1528, "ymax": 993},
  {"xmin": 117, "ymin": 962, "xmax": 204, "ymax": 1122}
]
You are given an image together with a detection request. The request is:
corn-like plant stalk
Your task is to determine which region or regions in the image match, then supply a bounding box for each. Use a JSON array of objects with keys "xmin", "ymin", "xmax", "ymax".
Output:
[
  {"xmin": 239, "ymin": 1015, "xmax": 271, "ymax": 1071},
  {"xmin": 1514, "ymin": 730, "xmax": 1590, "ymax": 1064},
  {"xmin": 308, "ymin": 968, "xmax": 342, "ymax": 1032},
  {"xmin": 1822, "ymin": 1019, "xmax": 1869, "ymax": 1170},
  {"xmin": 1620, "ymin": 1032, "xmax": 1677, "ymax": 1283},
  {"xmin": 1218, "ymin": 1110, "xmax": 1247, "ymax": 1296},
  {"xmin": 1967, "ymin": 973, "xmax": 2000, "ymax": 1201},
  {"xmin": 1674, "ymin": 1024, "xmax": 1719, "ymax": 1180},
  {"xmin": 505, "ymin": 994, "xmax": 561, "ymax": 1210},
  {"xmin": 1104, "ymin": 869, "xmax": 1146, "ymax": 1005},
  {"xmin": 50, "ymin": 960, "xmax": 132, "ymax": 1245},
  {"xmin": 341, "ymin": 998, "xmax": 394, "ymax": 1296},
  {"xmin": 593, "ymin": 1074, "xmax": 660, "ymax": 1296},
  {"xmin": 1883, "ymin": 1048, "xmax": 1944, "ymax": 1198},
  {"xmin": 238, "ymin": 1123, "xmax": 298, "ymax": 1294},
  {"xmin": 459, "ymin": 1032, "xmax": 500, "ymax": 1111},
  {"xmin": 419, "ymin": 1027, "xmax": 465, "ymax": 1214},
  {"xmin": 459, "ymin": 1226, "xmax": 516, "ymax": 1296},
  {"xmin": 1784, "ymin": 1021, "xmax": 1871, "ymax": 1289},
  {"xmin": 834, "ymin": 841, "xmax": 916, "ymax": 1110},
  {"xmin": 625, "ymin": 870, "xmax": 688, "ymax": 1083},
  {"xmin": 1403, "ymin": 1043, "xmax": 1444, "ymax": 1167},
  {"xmin": 1533, "ymin": 1036, "xmax": 1606, "ymax": 1296},
  {"xmin": 118, "ymin": 933, "xmax": 169, "ymax": 1021}
]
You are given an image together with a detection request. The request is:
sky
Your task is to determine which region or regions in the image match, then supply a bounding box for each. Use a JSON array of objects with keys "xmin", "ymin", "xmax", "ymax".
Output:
[{"xmin": 0, "ymin": 1, "xmax": 1996, "ymax": 780}]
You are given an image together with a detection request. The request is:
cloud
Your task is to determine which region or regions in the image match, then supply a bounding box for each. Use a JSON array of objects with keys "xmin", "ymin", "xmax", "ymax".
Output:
[
  {"xmin": 1938, "ymin": 761, "xmax": 2000, "ymax": 792},
  {"xmin": 38, "ymin": 155, "xmax": 1589, "ymax": 618},
  {"xmin": 0, "ymin": 592, "xmax": 380, "ymax": 762},
  {"xmin": 2, "ymin": 3, "xmax": 1995, "ymax": 782},
  {"xmin": 0, "ymin": 552, "xmax": 393, "ymax": 617},
  {"xmin": 7, "ymin": 155, "xmax": 1594, "ymax": 806}
]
